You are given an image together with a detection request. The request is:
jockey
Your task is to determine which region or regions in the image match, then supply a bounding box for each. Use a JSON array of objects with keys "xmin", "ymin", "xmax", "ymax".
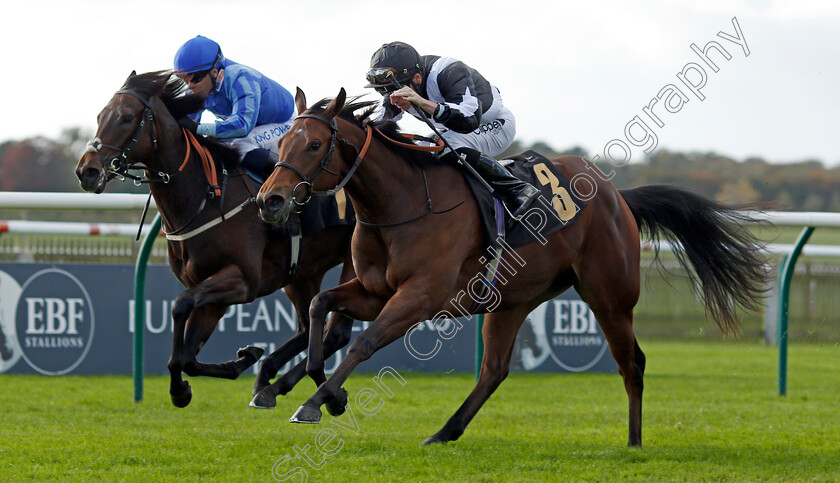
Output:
[
  {"xmin": 173, "ymin": 35, "xmax": 295, "ymax": 176},
  {"xmin": 365, "ymin": 41, "xmax": 539, "ymax": 220}
]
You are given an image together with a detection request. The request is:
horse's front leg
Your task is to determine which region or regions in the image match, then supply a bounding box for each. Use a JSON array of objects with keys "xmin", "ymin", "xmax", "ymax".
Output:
[
  {"xmin": 168, "ymin": 265, "xmax": 264, "ymax": 407},
  {"xmin": 167, "ymin": 289, "xmax": 192, "ymax": 408},
  {"xmin": 252, "ymin": 279, "xmax": 321, "ymax": 397},
  {"xmin": 255, "ymin": 252, "xmax": 358, "ymax": 398},
  {"xmin": 256, "ymin": 278, "xmax": 380, "ymax": 417},
  {"xmin": 250, "ymin": 309, "xmax": 357, "ymax": 410},
  {"xmin": 291, "ymin": 279, "xmax": 440, "ymax": 424}
]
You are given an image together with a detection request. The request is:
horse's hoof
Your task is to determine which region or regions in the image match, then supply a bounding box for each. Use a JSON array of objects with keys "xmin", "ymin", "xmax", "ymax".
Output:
[
  {"xmin": 237, "ymin": 345, "xmax": 265, "ymax": 363},
  {"xmin": 421, "ymin": 434, "xmax": 447, "ymax": 446},
  {"xmin": 325, "ymin": 387, "xmax": 348, "ymax": 417},
  {"xmin": 249, "ymin": 389, "xmax": 277, "ymax": 409},
  {"xmin": 171, "ymin": 383, "xmax": 193, "ymax": 408},
  {"xmin": 289, "ymin": 405, "xmax": 322, "ymax": 424},
  {"xmin": 253, "ymin": 381, "xmax": 268, "ymax": 397}
]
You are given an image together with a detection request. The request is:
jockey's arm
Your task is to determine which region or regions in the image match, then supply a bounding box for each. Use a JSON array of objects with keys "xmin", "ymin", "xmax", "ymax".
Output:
[
  {"xmin": 197, "ymin": 74, "xmax": 261, "ymax": 138},
  {"xmin": 430, "ymin": 66, "xmax": 482, "ymax": 134}
]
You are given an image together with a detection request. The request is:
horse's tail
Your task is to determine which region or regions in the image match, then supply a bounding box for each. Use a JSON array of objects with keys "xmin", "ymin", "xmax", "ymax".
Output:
[{"xmin": 619, "ymin": 185, "xmax": 769, "ymax": 335}]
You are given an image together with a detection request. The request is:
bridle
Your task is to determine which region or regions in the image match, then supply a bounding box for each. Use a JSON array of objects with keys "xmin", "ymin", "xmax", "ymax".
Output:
[
  {"xmin": 274, "ymin": 113, "xmax": 372, "ymax": 206},
  {"xmin": 85, "ymin": 89, "xmax": 169, "ymax": 184},
  {"xmin": 84, "ymin": 87, "xmax": 231, "ymax": 239}
]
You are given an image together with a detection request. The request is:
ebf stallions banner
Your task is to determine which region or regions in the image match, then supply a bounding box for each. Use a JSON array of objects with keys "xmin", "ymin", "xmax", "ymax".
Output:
[{"xmin": 0, "ymin": 263, "xmax": 615, "ymax": 375}]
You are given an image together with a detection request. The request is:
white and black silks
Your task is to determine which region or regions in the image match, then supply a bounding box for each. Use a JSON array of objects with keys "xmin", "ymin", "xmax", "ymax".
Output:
[{"xmin": 375, "ymin": 55, "xmax": 516, "ymax": 157}]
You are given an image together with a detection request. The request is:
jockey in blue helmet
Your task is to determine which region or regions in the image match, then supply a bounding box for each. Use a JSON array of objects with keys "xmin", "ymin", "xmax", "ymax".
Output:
[{"xmin": 174, "ymin": 35, "xmax": 295, "ymax": 176}]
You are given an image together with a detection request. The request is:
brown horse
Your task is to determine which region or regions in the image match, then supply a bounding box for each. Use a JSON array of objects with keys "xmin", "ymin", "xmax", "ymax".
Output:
[
  {"xmin": 75, "ymin": 72, "xmax": 357, "ymax": 409},
  {"xmin": 256, "ymin": 88, "xmax": 767, "ymax": 446}
]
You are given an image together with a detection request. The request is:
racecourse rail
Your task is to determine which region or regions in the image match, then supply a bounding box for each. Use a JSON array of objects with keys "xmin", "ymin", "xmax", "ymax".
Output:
[{"xmin": 1, "ymin": 191, "xmax": 838, "ymax": 398}]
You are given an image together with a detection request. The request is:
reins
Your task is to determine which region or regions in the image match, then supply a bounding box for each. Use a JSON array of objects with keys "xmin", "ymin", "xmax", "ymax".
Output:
[
  {"xmin": 355, "ymin": 126, "xmax": 463, "ymax": 227},
  {"xmin": 372, "ymin": 127, "xmax": 445, "ymax": 152}
]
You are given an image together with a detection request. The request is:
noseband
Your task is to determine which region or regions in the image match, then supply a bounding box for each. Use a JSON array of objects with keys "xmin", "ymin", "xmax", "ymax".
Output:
[
  {"xmin": 86, "ymin": 89, "xmax": 161, "ymax": 182},
  {"xmin": 274, "ymin": 114, "xmax": 371, "ymax": 206}
]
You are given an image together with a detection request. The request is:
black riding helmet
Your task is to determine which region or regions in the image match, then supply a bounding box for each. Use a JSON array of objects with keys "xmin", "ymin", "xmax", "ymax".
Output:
[{"xmin": 365, "ymin": 41, "xmax": 421, "ymax": 94}]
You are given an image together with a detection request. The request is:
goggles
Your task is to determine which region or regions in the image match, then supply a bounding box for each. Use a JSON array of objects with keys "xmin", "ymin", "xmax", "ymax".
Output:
[
  {"xmin": 365, "ymin": 67, "xmax": 404, "ymax": 94},
  {"xmin": 185, "ymin": 70, "xmax": 211, "ymax": 85}
]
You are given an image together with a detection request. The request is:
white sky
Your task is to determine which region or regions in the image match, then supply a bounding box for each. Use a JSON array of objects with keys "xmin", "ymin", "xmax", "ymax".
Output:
[{"xmin": 1, "ymin": 0, "xmax": 838, "ymax": 165}]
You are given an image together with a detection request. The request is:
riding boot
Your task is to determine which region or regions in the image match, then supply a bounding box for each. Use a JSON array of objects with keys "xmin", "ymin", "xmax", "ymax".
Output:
[
  {"xmin": 241, "ymin": 148, "xmax": 276, "ymax": 179},
  {"xmin": 458, "ymin": 149, "xmax": 541, "ymax": 220}
]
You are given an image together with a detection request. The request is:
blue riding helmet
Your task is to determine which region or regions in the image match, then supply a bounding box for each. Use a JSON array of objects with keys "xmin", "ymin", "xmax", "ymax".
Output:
[{"xmin": 174, "ymin": 35, "xmax": 224, "ymax": 74}]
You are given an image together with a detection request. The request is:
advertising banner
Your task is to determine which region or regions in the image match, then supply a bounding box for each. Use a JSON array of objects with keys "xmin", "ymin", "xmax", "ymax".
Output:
[{"xmin": 0, "ymin": 263, "xmax": 615, "ymax": 375}]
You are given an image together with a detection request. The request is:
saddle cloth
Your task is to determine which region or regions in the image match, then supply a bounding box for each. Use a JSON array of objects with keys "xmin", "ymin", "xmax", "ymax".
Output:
[{"xmin": 462, "ymin": 150, "xmax": 586, "ymax": 250}]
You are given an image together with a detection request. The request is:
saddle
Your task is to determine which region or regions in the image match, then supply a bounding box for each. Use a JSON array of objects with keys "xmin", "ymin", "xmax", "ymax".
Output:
[{"xmin": 462, "ymin": 150, "xmax": 586, "ymax": 250}]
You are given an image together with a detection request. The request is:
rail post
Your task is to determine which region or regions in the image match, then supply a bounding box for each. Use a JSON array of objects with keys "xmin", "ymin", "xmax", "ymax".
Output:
[
  {"xmin": 133, "ymin": 213, "xmax": 162, "ymax": 402},
  {"xmin": 777, "ymin": 226, "xmax": 814, "ymax": 396}
]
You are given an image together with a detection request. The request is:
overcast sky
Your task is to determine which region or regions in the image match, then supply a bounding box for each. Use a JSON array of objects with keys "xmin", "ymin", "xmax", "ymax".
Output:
[{"xmin": 1, "ymin": 0, "xmax": 838, "ymax": 165}]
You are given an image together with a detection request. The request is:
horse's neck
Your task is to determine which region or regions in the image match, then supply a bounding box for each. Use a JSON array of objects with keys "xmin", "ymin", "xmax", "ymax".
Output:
[
  {"xmin": 345, "ymin": 142, "xmax": 429, "ymax": 223},
  {"xmin": 148, "ymin": 127, "xmax": 221, "ymax": 229}
]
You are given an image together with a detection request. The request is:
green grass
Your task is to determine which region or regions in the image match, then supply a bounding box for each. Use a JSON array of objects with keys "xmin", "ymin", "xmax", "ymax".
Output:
[{"xmin": 1, "ymin": 342, "xmax": 838, "ymax": 482}]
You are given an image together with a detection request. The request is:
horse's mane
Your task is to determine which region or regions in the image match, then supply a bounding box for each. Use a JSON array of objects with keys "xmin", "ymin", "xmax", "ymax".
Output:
[
  {"xmin": 122, "ymin": 71, "xmax": 239, "ymax": 167},
  {"xmin": 306, "ymin": 97, "xmax": 441, "ymax": 169}
]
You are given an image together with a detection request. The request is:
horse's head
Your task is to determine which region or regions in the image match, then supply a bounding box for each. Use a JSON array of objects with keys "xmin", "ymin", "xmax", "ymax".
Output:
[
  {"xmin": 75, "ymin": 71, "xmax": 163, "ymax": 193},
  {"xmin": 257, "ymin": 87, "xmax": 349, "ymax": 225}
]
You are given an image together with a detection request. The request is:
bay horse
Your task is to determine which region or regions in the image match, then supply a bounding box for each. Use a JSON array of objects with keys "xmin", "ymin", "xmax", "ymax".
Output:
[
  {"xmin": 256, "ymin": 88, "xmax": 767, "ymax": 447},
  {"xmin": 75, "ymin": 72, "xmax": 357, "ymax": 409}
]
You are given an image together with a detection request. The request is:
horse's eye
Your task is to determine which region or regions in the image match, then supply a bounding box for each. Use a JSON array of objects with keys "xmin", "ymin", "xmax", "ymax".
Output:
[
  {"xmin": 123, "ymin": 114, "xmax": 134, "ymax": 123},
  {"xmin": 308, "ymin": 141, "xmax": 322, "ymax": 152}
]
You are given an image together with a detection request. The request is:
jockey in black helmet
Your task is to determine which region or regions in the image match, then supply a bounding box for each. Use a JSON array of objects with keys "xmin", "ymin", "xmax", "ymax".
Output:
[{"xmin": 365, "ymin": 41, "xmax": 539, "ymax": 220}]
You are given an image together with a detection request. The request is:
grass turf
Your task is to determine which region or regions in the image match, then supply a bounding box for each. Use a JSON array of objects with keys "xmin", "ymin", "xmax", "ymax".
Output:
[{"xmin": 0, "ymin": 341, "xmax": 838, "ymax": 481}]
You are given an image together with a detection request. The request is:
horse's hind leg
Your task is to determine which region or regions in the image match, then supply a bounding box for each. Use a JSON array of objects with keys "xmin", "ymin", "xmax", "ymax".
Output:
[
  {"xmin": 572, "ymin": 198, "xmax": 645, "ymax": 446},
  {"xmin": 423, "ymin": 306, "xmax": 529, "ymax": 445},
  {"xmin": 597, "ymin": 313, "xmax": 644, "ymax": 446},
  {"xmin": 180, "ymin": 304, "xmax": 266, "ymax": 379},
  {"xmin": 577, "ymin": 281, "xmax": 644, "ymax": 446}
]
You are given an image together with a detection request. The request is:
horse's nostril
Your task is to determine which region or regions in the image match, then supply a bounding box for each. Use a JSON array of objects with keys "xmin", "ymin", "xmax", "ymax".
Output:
[
  {"xmin": 266, "ymin": 195, "xmax": 285, "ymax": 211},
  {"xmin": 83, "ymin": 167, "xmax": 100, "ymax": 180}
]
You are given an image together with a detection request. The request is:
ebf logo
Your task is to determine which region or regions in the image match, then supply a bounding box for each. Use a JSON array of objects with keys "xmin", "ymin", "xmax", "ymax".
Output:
[
  {"xmin": 518, "ymin": 295, "xmax": 612, "ymax": 372},
  {"xmin": 15, "ymin": 269, "xmax": 95, "ymax": 375}
]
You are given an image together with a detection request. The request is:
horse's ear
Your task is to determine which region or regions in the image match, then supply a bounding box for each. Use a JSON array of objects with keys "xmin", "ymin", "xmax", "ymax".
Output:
[
  {"xmin": 295, "ymin": 87, "xmax": 307, "ymax": 115},
  {"xmin": 324, "ymin": 88, "xmax": 347, "ymax": 120},
  {"xmin": 122, "ymin": 70, "xmax": 137, "ymax": 88}
]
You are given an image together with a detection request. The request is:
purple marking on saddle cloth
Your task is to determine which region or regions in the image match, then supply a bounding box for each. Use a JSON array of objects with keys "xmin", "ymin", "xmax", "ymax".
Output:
[{"xmin": 470, "ymin": 198, "xmax": 506, "ymax": 314}]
